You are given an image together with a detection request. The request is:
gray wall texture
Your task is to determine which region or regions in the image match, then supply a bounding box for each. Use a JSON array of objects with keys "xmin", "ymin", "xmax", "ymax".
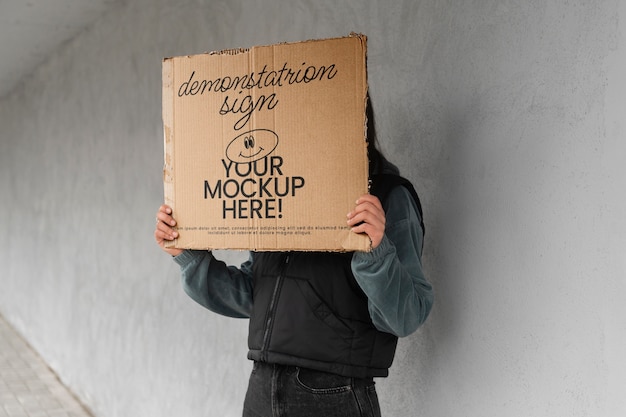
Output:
[{"xmin": 1, "ymin": 0, "xmax": 625, "ymax": 416}]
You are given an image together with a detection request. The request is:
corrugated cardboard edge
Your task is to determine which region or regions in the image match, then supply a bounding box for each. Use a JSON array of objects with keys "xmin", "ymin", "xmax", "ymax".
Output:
[
  {"xmin": 202, "ymin": 32, "xmax": 366, "ymax": 58},
  {"xmin": 341, "ymin": 33, "xmax": 371, "ymax": 252},
  {"xmin": 358, "ymin": 33, "xmax": 371, "ymax": 253},
  {"xmin": 162, "ymin": 57, "xmax": 178, "ymax": 248}
]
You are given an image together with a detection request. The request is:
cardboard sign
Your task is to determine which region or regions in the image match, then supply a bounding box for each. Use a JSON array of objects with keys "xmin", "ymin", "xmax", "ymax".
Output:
[{"xmin": 162, "ymin": 34, "xmax": 370, "ymax": 251}]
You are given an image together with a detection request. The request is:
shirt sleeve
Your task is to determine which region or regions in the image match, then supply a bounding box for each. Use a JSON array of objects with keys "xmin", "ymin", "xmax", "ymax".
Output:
[
  {"xmin": 173, "ymin": 250, "xmax": 255, "ymax": 318},
  {"xmin": 351, "ymin": 186, "xmax": 434, "ymax": 337}
]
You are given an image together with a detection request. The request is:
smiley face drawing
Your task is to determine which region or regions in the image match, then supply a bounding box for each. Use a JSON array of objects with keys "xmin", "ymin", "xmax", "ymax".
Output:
[{"xmin": 225, "ymin": 129, "xmax": 279, "ymax": 163}]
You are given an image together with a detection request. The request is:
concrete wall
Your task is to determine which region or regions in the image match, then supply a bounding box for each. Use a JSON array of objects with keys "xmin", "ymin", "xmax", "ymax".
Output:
[{"xmin": 1, "ymin": 0, "xmax": 625, "ymax": 416}]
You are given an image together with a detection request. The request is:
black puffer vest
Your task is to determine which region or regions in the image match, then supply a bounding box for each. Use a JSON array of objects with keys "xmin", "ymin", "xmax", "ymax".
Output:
[
  {"xmin": 246, "ymin": 173, "xmax": 423, "ymax": 378},
  {"xmin": 247, "ymin": 251, "xmax": 397, "ymax": 378}
]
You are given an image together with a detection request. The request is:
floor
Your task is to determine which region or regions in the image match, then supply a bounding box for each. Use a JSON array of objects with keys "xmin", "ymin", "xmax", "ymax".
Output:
[{"xmin": 0, "ymin": 315, "xmax": 93, "ymax": 417}]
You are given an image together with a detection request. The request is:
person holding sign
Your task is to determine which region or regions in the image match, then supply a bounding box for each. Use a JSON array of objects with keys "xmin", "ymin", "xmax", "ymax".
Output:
[{"xmin": 155, "ymin": 122, "xmax": 433, "ymax": 416}]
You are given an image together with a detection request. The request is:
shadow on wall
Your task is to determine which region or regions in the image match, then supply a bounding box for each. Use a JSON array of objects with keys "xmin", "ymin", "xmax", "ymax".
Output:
[
  {"xmin": 433, "ymin": 103, "xmax": 474, "ymax": 338},
  {"xmin": 401, "ymin": 100, "xmax": 474, "ymax": 360}
]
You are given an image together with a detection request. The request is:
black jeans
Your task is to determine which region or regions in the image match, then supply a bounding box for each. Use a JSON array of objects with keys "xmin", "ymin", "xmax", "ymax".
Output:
[{"xmin": 243, "ymin": 362, "xmax": 382, "ymax": 417}]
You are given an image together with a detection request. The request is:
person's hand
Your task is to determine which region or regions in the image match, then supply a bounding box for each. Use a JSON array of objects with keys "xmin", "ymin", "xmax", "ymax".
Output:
[
  {"xmin": 347, "ymin": 194, "xmax": 386, "ymax": 249},
  {"xmin": 155, "ymin": 205, "xmax": 183, "ymax": 257}
]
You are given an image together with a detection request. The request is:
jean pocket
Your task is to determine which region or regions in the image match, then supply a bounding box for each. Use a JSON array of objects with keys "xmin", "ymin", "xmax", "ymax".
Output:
[
  {"xmin": 295, "ymin": 367, "xmax": 352, "ymax": 394},
  {"xmin": 366, "ymin": 385, "xmax": 381, "ymax": 417}
]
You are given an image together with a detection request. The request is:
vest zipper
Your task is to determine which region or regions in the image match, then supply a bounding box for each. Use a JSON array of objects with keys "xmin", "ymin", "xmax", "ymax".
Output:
[{"xmin": 260, "ymin": 253, "xmax": 290, "ymax": 361}]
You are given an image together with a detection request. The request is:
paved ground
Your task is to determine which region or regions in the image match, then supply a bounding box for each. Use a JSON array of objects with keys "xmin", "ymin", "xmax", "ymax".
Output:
[{"xmin": 0, "ymin": 314, "xmax": 93, "ymax": 417}]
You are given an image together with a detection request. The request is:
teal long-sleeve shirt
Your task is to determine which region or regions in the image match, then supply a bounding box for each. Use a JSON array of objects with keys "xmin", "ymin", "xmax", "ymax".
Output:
[{"xmin": 174, "ymin": 185, "xmax": 433, "ymax": 337}]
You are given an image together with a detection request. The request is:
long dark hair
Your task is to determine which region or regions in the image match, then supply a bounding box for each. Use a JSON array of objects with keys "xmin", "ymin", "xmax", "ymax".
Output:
[{"xmin": 366, "ymin": 96, "xmax": 384, "ymax": 176}]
